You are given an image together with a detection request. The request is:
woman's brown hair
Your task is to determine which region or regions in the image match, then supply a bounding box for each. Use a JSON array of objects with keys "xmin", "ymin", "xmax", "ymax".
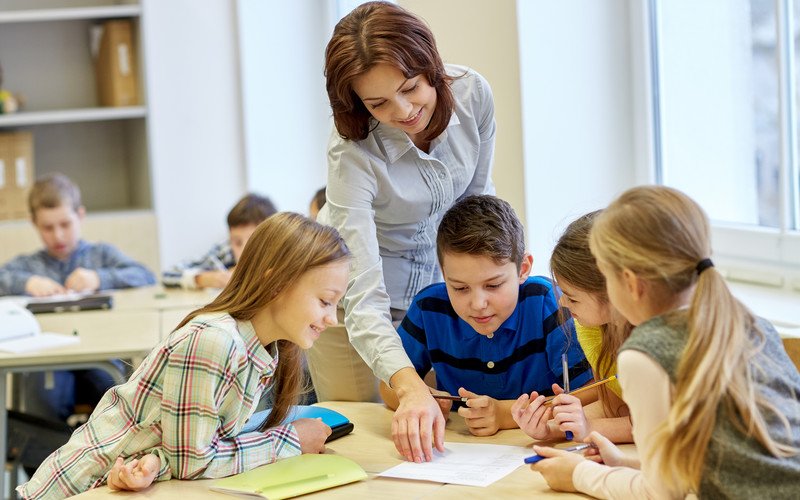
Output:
[
  {"xmin": 551, "ymin": 211, "xmax": 633, "ymax": 417},
  {"xmin": 176, "ymin": 212, "xmax": 350, "ymax": 430},
  {"xmin": 324, "ymin": 1, "xmax": 455, "ymax": 141}
]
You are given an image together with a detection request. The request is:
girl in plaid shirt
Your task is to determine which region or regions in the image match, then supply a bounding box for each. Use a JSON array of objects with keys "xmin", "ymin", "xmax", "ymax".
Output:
[{"xmin": 19, "ymin": 213, "xmax": 350, "ymax": 499}]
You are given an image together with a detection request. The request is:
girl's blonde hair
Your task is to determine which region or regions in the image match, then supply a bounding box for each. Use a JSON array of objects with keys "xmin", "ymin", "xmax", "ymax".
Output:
[
  {"xmin": 589, "ymin": 185, "xmax": 796, "ymax": 492},
  {"xmin": 176, "ymin": 212, "xmax": 350, "ymax": 431},
  {"xmin": 551, "ymin": 211, "xmax": 632, "ymax": 417}
]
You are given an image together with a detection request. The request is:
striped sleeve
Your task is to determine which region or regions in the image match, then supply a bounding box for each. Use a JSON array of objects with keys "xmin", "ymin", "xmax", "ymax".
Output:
[{"xmin": 157, "ymin": 327, "xmax": 301, "ymax": 479}]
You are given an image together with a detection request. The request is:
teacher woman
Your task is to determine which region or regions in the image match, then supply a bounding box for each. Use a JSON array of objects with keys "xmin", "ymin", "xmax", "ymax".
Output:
[{"xmin": 317, "ymin": 1, "xmax": 496, "ymax": 463}]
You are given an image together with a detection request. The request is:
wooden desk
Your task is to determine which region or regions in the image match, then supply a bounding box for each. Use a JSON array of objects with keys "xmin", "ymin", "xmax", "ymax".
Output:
[
  {"xmin": 73, "ymin": 401, "xmax": 628, "ymax": 499},
  {"xmin": 109, "ymin": 286, "xmax": 215, "ymax": 313}
]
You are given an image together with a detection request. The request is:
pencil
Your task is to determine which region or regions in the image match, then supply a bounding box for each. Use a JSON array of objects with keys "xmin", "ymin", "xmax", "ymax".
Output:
[
  {"xmin": 431, "ymin": 394, "xmax": 469, "ymax": 403},
  {"xmin": 542, "ymin": 375, "xmax": 618, "ymax": 406}
]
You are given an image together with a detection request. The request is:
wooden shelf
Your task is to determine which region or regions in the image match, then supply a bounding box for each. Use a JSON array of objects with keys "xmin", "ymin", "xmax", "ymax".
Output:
[
  {"xmin": 0, "ymin": 5, "xmax": 140, "ymax": 23},
  {"xmin": 0, "ymin": 106, "xmax": 146, "ymax": 127}
]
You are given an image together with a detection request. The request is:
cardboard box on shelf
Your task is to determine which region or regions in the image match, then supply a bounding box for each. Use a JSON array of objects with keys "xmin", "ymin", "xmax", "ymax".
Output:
[
  {"xmin": 93, "ymin": 19, "xmax": 138, "ymax": 107},
  {"xmin": 0, "ymin": 131, "xmax": 34, "ymax": 221}
]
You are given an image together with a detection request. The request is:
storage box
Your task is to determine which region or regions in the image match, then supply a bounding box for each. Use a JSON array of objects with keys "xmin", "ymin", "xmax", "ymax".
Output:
[
  {"xmin": 93, "ymin": 20, "xmax": 138, "ymax": 107},
  {"xmin": 0, "ymin": 131, "xmax": 35, "ymax": 220}
]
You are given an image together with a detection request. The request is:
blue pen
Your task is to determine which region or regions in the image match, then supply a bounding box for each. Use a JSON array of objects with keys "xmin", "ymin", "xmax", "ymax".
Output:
[
  {"xmin": 561, "ymin": 353, "xmax": 573, "ymax": 441},
  {"xmin": 523, "ymin": 443, "xmax": 594, "ymax": 464}
]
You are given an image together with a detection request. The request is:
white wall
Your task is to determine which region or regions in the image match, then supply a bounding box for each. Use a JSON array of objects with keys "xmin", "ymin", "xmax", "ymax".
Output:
[
  {"xmin": 237, "ymin": 0, "xmax": 332, "ymax": 214},
  {"xmin": 518, "ymin": 0, "xmax": 637, "ymax": 276},
  {"xmin": 399, "ymin": 0, "xmax": 526, "ymax": 228},
  {"xmin": 141, "ymin": 0, "xmax": 247, "ymax": 269}
]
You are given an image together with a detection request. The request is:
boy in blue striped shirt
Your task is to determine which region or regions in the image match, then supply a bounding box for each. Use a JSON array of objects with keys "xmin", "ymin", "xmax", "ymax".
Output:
[{"xmin": 380, "ymin": 195, "xmax": 591, "ymax": 436}]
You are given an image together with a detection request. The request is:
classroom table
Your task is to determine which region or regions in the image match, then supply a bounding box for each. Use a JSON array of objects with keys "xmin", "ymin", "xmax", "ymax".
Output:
[{"xmin": 72, "ymin": 401, "xmax": 636, "ymax": 499}]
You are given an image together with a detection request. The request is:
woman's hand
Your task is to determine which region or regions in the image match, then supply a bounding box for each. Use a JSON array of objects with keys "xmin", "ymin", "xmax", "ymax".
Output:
[
  {"xmin": 510, "ymin": 391, "xmax": 553, "ymax": 440},
  {"xmin": 456, "ymin": 387, "xmax": 501, "ymax": 436},
  {"xmin": 428, "ymin": 387, "xmax": 453, "ymax": 420},
  {"xmin": 529, "ymin": 445, "xmax": 585, "ymax": 492},
  {"xmin": 292, "ymin": 418, "xmax": 331, "ymax": 454},
  {"xmin": 106, "ymin": 455, "xmax": 160, "ymax": 492},
  {"xmin": 551, "ymin": 393, "xmax": 591, "ymax": 441}
]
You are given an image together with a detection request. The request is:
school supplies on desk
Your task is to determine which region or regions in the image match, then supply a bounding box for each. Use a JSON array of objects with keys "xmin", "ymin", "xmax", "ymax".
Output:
[
  {"xmin": 25, "ymin": 292, "xmax": 113, "ymax": 314},
  {"xmin": 241, "ymin": 405, "xmax": 354, "ymax": 442},
  {"xmin": 0, "ymin": 301, "xmax": 80, "ymax": 353},
  {"xmin": 523, "ymin": 443, "xmax": 597, "ymax": 464},
  {"xmin": 379, "ymin": 442, "xmax": 530, "ymax": 487},
  {"xmin": 211, "ymin": 453, "xmax": 367, "ymax": 499},
  {"xmin": 561, "ymin": 353, "xmax": 573, "ymax": 441},
  {"xmin": 543, "ymin": 375, "xmax": 618, "ymax": 406}
]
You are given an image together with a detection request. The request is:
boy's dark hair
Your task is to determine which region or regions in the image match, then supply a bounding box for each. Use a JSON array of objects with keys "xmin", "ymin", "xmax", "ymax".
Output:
[
  {"xmin": 436, "ymin": 195, "xmax": 525, "ymax": 269},
  {"xmin": 226, "ymin": 193, "xmax": 277, "ymax": 229},
  {"xmin": 29, "ymin": 173, "xmax": 82, "ymax": 218}
]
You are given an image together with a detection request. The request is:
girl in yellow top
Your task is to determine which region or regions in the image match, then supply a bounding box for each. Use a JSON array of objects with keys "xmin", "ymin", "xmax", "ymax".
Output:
[{"xmin": 511, "ymin": 211, "xmax": 633, "ymax": 443}]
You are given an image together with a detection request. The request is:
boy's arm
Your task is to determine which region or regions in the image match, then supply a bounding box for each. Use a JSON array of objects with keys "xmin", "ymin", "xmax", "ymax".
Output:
[
  {"xmin": 380, "ymin": 380, "xmax": 400, "ymax": 410},
  {"xmin": 0, "ymin": 256, "xmax": 37, "ymax": 296},
  {"xmin": 162, "ymin": 242, "xmax": 232, "ymax": 289},
  {"xmin": 93, "ymin": 244, "xmax": 156, "ymax": 290}
]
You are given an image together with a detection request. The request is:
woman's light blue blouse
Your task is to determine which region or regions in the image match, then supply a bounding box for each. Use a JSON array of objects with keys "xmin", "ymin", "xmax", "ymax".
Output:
[{"xmin": 319, "ymin": 65, "xmax": 496, "ymax": 383}]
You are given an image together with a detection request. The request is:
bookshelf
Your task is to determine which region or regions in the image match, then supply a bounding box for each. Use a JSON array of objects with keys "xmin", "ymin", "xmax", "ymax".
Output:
[{"xmin": 0, "ymin": 0, "xmax": 151, "ymax": 214}]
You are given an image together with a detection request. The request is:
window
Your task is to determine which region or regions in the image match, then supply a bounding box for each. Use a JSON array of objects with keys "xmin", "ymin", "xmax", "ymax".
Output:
[{"xmin": 647, "ymin": 0, "xmax": 800, "ymax": 287}]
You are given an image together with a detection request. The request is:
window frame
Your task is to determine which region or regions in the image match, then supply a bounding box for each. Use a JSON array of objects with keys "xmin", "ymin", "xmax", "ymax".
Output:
[{"xmin": 637, "ymin": 0, "xmax": 800, "ymax": 291}]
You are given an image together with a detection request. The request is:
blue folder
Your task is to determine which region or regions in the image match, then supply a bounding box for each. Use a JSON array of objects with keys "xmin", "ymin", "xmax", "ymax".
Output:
[{"xmin": 241, "ymin": 405, "xmax": 354, "ymax": 442}]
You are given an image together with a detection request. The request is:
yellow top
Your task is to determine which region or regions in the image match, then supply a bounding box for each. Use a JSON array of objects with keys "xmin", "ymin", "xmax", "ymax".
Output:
[{"xmin": 575, "ymin": 320, "xmax": 623, "ymax": 398}]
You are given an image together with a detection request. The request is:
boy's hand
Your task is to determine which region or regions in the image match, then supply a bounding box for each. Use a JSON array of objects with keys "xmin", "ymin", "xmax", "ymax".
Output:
[
  {"xmin": 551, "ymin": 393, "xmax": 591, "ymax": 441},
  {"xmin": 428, "ymin": 387, "xmax": 453, "ymax": 420},
  {"xmin": 456, "ymin": 387, "xmax": 501, "ymax": 436},
  {"xmin": 510, "ymin": 391, "xmax": 553, "ymax": 440},
  {"xmin": 25, "ymin": 275, "xmax": 66, "ymax": 297},
  {"xmin": 65, "ymin": 268, "xmax": 100, "ymax": 292},
  {"xmin": 107, "ymin": 455, "xmax": 160, "ymax": 492},
  {"xmin": 195, "ymin": 270, "xmax": 232, "ymax": 289},
  {"xmin": 292, "ymin": 417, "xmax": 331, "ymax": 454}
]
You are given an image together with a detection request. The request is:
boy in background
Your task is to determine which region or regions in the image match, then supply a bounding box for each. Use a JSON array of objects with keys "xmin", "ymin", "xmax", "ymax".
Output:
[
  {"xmin": 0, "ymin": 173, "xmax": 156, "ymax": 297},
  {"xmin": 380, "ymin": 195, "xmax": 592, "ymax": 436},
  {"xmin": 162, "ymin": 193, "xmax": 277, "ymax": 289},
  {"xmin": 0, "ymin": 172, "xmax": 156, "ymax": 429}
]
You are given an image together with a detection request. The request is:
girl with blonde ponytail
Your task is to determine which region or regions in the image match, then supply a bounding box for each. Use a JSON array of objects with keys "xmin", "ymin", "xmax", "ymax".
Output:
[
  {"xmin": 19, "ymin": 213, "xmax": 351, "ymax": 499},
  {"xmin": 530, "ymin": 186, "xmax": 800, "ymax": 498}
]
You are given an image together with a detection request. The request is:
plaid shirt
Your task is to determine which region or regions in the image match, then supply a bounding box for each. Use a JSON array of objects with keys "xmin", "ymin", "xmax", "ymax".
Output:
[
  {"xmin": 162, "ymin": 240, "xmax": 236, "ymax": 290},
  {"xmin": 0, "ymin": 240, "xmax": 156, "ymax": 296},
  {"xmin": 18, "ymin": 313, "xmax": 301, "ymax": 499}
]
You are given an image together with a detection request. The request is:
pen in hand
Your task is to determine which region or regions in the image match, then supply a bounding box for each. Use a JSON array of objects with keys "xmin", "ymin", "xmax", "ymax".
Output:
[
  {"xmin": 431, "ymin": 394, "xmax": 469, "ymax": 403},
  {"xmin": 523, "ymin": 443, "xmax": 597, "ymax": 464},
  {"xmin": 561, "ymin": 354, "xmax": 573, "ymax": 441}
]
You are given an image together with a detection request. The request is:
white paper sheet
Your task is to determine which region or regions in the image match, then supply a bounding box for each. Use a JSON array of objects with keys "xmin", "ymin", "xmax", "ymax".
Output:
[
  {"xmin": 378, "ymin": 442, "xmax": 531, "ymax": 487},
  {"xmin": 0, "ymin": 332, "xmax": 80, "ymax": 353}
]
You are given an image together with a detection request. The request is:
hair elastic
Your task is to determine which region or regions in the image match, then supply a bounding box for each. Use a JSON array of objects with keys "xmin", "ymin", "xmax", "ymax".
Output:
[{"xmin": 696, "ymin": 258, "xmax": 714, "ymax": 275}]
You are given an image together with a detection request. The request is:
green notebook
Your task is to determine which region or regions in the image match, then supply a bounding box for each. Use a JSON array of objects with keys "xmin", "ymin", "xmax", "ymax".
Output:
[{"xmin": 210, "ymin": 454, "xmax": 367, "ymax": 499}]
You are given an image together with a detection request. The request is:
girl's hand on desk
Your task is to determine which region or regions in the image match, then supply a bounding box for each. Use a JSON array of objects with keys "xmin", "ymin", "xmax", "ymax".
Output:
[
  {"xmin": 511, "ymin": 392, "xmax": 553, "ymax": 440},
  {"xmin": 456, "ymin": 388, "xmax": 500, "ymax": 436},
  {"xmin": 107, "ymin": 455, "xmax": 160, "ymax": 492},
  {"xmin": 583, "ymin": 431, "xmax": 629, "ymax": 467},
  {"xmin": 551, "ymin": 393, "xmax": 591, "ymax": 441},
  {"xmin": 529, "ymin": 445, "xmax": 584, "ymax": 492},
  {"xmin": 293, "ymin": 417, "xmax": 331, "ymax": 454}
]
